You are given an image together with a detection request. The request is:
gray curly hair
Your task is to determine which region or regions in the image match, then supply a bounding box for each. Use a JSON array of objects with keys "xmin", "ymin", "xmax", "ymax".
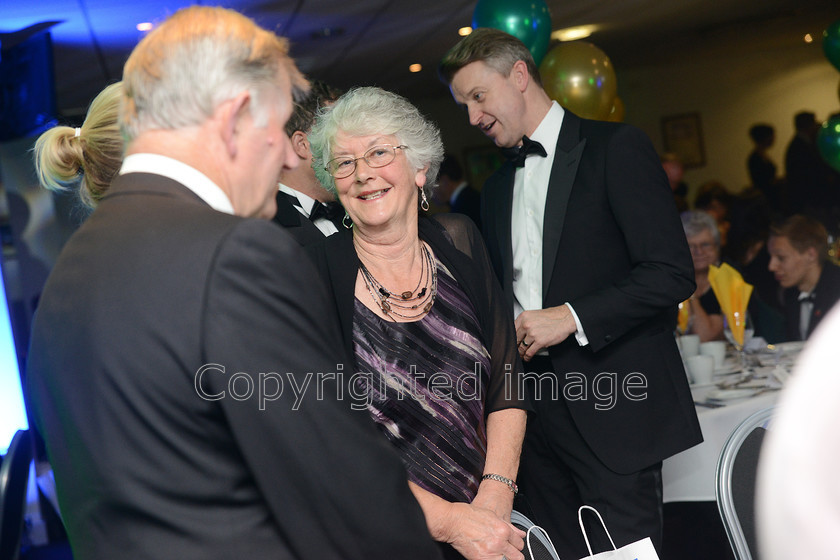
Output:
[{"xmin": 308, "ymin": 86, "xmax": 444, "ymax": 201}]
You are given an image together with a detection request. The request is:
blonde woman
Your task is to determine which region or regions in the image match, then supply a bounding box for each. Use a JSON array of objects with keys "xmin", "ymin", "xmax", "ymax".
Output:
[{"xmin": 33, "ymin": 82, "xmax": 123, "ymax": 208}]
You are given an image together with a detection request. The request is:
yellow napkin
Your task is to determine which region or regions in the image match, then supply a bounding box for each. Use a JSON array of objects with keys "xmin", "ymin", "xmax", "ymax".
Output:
[
  {"xmin": 708, "ymin": 263, "xmax": 753, "ymax": 346},
  {"xmin": 677, "ymin": 299, "xmax": 690, "ymax": 334}
]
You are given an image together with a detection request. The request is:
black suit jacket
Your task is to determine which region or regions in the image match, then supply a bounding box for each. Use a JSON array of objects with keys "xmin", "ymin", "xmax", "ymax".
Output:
[
  {"xmin": 481, "ymin": 111, "xmax": 702, "ymax": 474},
  {"xmin": 450, "ymin": 184, "xmax": 482, "ymax": 230},
  {"xmin": 25, "ymin": 173, "xmax": 441, "ymax": 560},
  {"xmin": 781, "ymin": 261, "xmax": 840, "ymax": 341},
  {"xmin": 272, "ymin": 189, "xmax": 334, "ymax": 245}
]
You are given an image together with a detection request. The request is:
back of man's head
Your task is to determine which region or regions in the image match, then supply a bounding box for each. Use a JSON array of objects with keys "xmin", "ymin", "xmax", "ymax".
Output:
[
  {"xmin": 771, "ymin": 214, "xmax": 829, "ymax": 265},
  {"xmin": 120, "ymin": 6, "xmax": 307, "ymax": 142},
  {"xmin": 438, "ymin": 27, "xmax": 542, "ymax": 87},
  {"xmin": 285, "ymin": 80, "xmax": 343, "ymax": 137}
]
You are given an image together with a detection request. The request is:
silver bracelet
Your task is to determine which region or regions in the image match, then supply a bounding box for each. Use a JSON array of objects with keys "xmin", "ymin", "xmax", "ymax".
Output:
[{"xmin": 481, "ymin": 473, "xmax": 518, "ymax": 494}]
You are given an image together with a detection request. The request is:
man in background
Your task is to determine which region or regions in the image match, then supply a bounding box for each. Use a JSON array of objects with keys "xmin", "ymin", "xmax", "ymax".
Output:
[
  {"xmin": 785, "ymin": 111, "xmax": 840, "ymax": 220},
  {"xmin": 440, "ymin": 27, "xmax": 700, "ymax": 558},
  {"xmin": 768, "ymin": 214, "xmax": 840, "ymax": 341},
  {"xmin": 434, "ymin": 153, "xmax": 482, "ymax": 228},
  {"xmin": 273, "ymin": 80, "xmax": 346, "ymax": 243},
  {"xmin": 25, "ymin": 7, "xmax": 441, "ymax": 560}
]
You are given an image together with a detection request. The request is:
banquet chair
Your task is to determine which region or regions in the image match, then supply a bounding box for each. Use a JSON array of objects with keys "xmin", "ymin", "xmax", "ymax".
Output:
[
  {"xmin": 0, "ymin": 430, "xmax": 33, "ymax": 560},
  {"xmin": 715, "ymin": 407, "xmax": 774, "ymax": 560},
  {"xmin": 510, "ymin": 510, "xmax": 561, "ymax": 560}
]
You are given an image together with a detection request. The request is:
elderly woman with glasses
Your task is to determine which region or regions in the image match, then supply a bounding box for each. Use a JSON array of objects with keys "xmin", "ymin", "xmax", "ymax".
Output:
[
  {"xmin": 681, "ymin": 210, "xmax": 725, "ymax": 342},
  {"xmin": 306, "ymin": 87, "xmax": 530, "ymax": 560}
]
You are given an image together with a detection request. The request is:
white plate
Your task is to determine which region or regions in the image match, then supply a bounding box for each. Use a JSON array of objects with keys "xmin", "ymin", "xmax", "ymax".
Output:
[
  {"xmin": 714, "ymin": 366, "xmax": 742, "ymax": 376},
  {"xmin": 706, "ymin": 388, "xmax": 758, "ymax": 401}
]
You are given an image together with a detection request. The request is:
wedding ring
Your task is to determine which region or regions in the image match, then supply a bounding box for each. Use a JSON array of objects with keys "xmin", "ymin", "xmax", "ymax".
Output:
[{"xmin": 520, "ymin": 340, "xmax": 530, "ymax": 347}]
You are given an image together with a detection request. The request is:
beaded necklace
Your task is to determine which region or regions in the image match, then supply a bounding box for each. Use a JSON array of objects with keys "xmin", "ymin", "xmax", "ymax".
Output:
[{"xmin": 358, "ymin": 243, "xmax": 437, "ymax": 320}]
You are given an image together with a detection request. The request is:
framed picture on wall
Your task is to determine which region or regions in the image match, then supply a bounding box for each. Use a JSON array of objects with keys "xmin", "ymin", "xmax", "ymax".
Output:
[
  {"xmin": 661, "ymin": 112, "xmax": 705, "ymax": 168},
  {"xmin": 463, "ymin": 144, "xmax": 504, "ymax": 189}
]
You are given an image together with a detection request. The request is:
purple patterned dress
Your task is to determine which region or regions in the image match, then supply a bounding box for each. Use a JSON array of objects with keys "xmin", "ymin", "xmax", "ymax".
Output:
[{"xmin": 352, "ymin": 259, "xmax": 491, "ymax": 503}]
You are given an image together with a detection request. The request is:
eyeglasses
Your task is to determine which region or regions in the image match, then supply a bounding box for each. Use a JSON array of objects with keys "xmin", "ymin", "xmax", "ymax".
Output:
[
  {"xmin": 688, "ymin": 241, "xmax": 716, "ymax": 253},
  {"xmin": 326, "ymin": 144, "xmax": 407, "ymax": 179}
]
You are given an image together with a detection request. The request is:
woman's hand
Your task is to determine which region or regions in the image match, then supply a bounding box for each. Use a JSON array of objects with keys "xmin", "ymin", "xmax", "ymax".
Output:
[
  {"xmin": 410, "ymin": 482, "xmax": 525, "ymax": 560},
  {"xmin": 437, "ymin": 501, "xmax": 526, "ymax": 560}
]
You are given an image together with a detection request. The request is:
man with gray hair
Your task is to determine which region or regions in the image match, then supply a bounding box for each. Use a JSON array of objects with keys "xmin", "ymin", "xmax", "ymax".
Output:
[{"xmin": 25, "ymin": 7, "xmax": 440, "ymax": 560}]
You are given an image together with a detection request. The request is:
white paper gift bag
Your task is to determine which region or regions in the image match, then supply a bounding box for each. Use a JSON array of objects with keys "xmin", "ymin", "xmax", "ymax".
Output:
[{"xmin": 577, "ymin": 505, "xmax": 660, "ymax": 560}]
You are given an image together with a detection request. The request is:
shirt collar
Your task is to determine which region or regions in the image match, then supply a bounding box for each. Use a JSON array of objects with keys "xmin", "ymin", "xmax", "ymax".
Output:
[
  {"xmin": 450, "ymin": 181, "xmax": 469, "ymax": 204},
  {"xmin": 120, "ymin": 153, "xmax": 234, "ymax": 214},
  {"xmin": 278, "ymin": 183, "xmax": 317, "ymax": 215},
  {"xmin": 528, "ymin": 101, "xmax": 564, "ymax": 159}
]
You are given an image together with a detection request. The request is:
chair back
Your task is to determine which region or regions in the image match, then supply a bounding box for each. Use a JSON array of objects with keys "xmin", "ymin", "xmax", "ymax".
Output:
[
  {"xmin": 0, "ymin": 430, "xmax": 33, "ymax": 560},
  {"xmin": 715, "ymin": 407, "xmax": 774, "ymax": 560}
]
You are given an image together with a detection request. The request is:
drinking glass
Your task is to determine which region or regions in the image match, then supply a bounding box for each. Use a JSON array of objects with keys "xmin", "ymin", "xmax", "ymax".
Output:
[{"xmin": 724, "ymin": 311, "xmax": 754, "ymax": 371}]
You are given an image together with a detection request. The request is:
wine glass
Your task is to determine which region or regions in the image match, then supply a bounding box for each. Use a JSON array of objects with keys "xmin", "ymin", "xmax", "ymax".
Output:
[{"xmin": 723, "ymin": 311, "xmax": 755, "ymax": 372}]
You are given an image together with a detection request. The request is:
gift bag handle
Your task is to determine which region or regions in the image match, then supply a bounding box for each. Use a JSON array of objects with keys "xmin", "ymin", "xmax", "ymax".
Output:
[
  {"xmin": 578, "ymin": 505, "xmax": 617, "ymax": 556},
  {"xmin": 525, "ymin": 525, "xmax": 561, "ymax": 560}
]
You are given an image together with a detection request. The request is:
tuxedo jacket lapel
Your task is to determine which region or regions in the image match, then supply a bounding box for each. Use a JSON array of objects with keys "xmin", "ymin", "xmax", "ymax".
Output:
[
  {"xmin": 495, "ymin": 164, "xmax": 517, "ymax": 297},
  {"xmin": 542, "ymin": 113, "xmax": 585, "ymax": 296}
]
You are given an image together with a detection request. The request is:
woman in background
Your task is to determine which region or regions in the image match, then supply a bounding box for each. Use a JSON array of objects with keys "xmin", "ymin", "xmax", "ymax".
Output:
[
  {"xmin": 33, "ymin": 82, "xmax": 123, "ymax": 208},
  {"xmin": 681, "ymin": 210, "xmax": 725, "ymax": 342}
]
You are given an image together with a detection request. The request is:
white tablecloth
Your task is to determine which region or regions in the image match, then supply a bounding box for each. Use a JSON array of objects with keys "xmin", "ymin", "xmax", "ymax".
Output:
[{"xmin": 662, "ymin": 384, "xmax": 780, "ymax": 503}]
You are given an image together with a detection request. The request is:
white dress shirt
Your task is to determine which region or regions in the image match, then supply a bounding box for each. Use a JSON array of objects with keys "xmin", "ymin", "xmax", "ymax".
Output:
[
  {"xmin": 510, "ymin": 101, "xmax": 589, "ymax": 346},
  {"xmin": 449, "ymin": 181, "xmax": 469, "ymax": 205},
  {"xmin": 278, "ymin": 183, "xmax": 339, "ymax": 236},
  {"xmin": 120, "ymin": 153, "xmax": 234, "ymax": 214}
]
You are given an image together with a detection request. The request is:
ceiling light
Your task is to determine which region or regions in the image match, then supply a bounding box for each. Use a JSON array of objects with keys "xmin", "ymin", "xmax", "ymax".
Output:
[
  {"xmin": 804, "ymin": 33, "xmax": 813, "ymax": 43},
  {"xmin": 458, "ymin": 27, "xmax": 472, "ymax": 37},
  {"xmin": 409, "ymin": 64, "xmax": 422, "ymax": 73},
  {"xmin": 136, "ymin": 22, "xmax": 153, "ymax": 32},
  {"xmin": 551, "ymin": 25, "xmax": 598, "ymax": 42}
]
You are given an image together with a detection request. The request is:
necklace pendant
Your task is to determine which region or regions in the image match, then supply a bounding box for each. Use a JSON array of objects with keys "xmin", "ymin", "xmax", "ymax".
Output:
[
  {"xmin": 417, "ymin": 287, "xmax": 426, "ymax": 298},
  {"xmin": 400, "ymin": 291, "xmax": 413, "ymax": 300},
  {"xmin": 381, "ymin": 300, "xmax": 391, "ymax": 313},
  {"xmin": 423, "ymin": 301, "xmax": 433, "ymax": 313},
  {"xmin": 378, "ymin": 287, "xmax": 390, "ymax": 297}
]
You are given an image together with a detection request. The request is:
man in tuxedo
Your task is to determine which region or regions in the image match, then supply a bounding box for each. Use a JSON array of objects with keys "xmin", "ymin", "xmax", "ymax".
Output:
[
  {"xmin": 273, "ymin": 80, "xmax": 346, "ymax": 243},
  {"xmin": 435, "ymin": 153, "xmax": 482, "ymax": 228},
  {"xmin": 440, "ymin": 28, "xmax": 701, "ymax": 557},
  {"xmin": 25, "ymin": 7, "xmax": 440, "ymax": 560},
  {"xmin": 768, "ymin": 214, "xmax": 840, "ymax": 341}
]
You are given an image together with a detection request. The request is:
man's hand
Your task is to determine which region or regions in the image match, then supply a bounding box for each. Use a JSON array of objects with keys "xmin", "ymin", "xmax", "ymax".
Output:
[{"xmin": 515, "ymin": 305, "xmax": 578, "ymax": 360}]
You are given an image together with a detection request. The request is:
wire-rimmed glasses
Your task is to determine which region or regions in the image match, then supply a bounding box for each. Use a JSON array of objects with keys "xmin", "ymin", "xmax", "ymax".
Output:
[{"xmin": 325, "ymin": 144, "xmax": 408, "ymax": 179}]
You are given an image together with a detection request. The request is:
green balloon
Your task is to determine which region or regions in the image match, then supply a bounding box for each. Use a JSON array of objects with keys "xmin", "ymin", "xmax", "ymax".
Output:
[
  {"xmin": 824, "ymin": 18, "xmax": 840, "ymax": 72},
  {"xmin": 817, "ymin": 116, "xmax": 840, "ymax": 173},
  {"xmin": 473, "ymin": 0, "xmax": 552, "ymax": 66},
  {"xmin": 823, "ymin": 19, "xmax": 840, "ymax": 70}
]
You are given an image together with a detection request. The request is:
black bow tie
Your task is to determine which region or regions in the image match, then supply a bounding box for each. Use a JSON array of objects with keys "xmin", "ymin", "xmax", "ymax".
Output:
[
  {"xmin": 799, "ymin": 292, "xmax": 816, "ymax": 303},
  {"xmin": 309, "ymin": 201, "xmax": 344, "ymax": 224},
  {"xmin": 501, "ymin": 135, "xmax": 547, "ymax": 168}
]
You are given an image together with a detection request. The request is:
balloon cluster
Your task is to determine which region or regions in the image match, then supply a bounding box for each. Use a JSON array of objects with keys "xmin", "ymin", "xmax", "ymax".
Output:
[
  {"xmin": 472, "ymin": 0, "xmax": 622, "ymax": 121},
  {"xmin": 817, "ymin": 18, "xmax": 840, "ymax": 173}
]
